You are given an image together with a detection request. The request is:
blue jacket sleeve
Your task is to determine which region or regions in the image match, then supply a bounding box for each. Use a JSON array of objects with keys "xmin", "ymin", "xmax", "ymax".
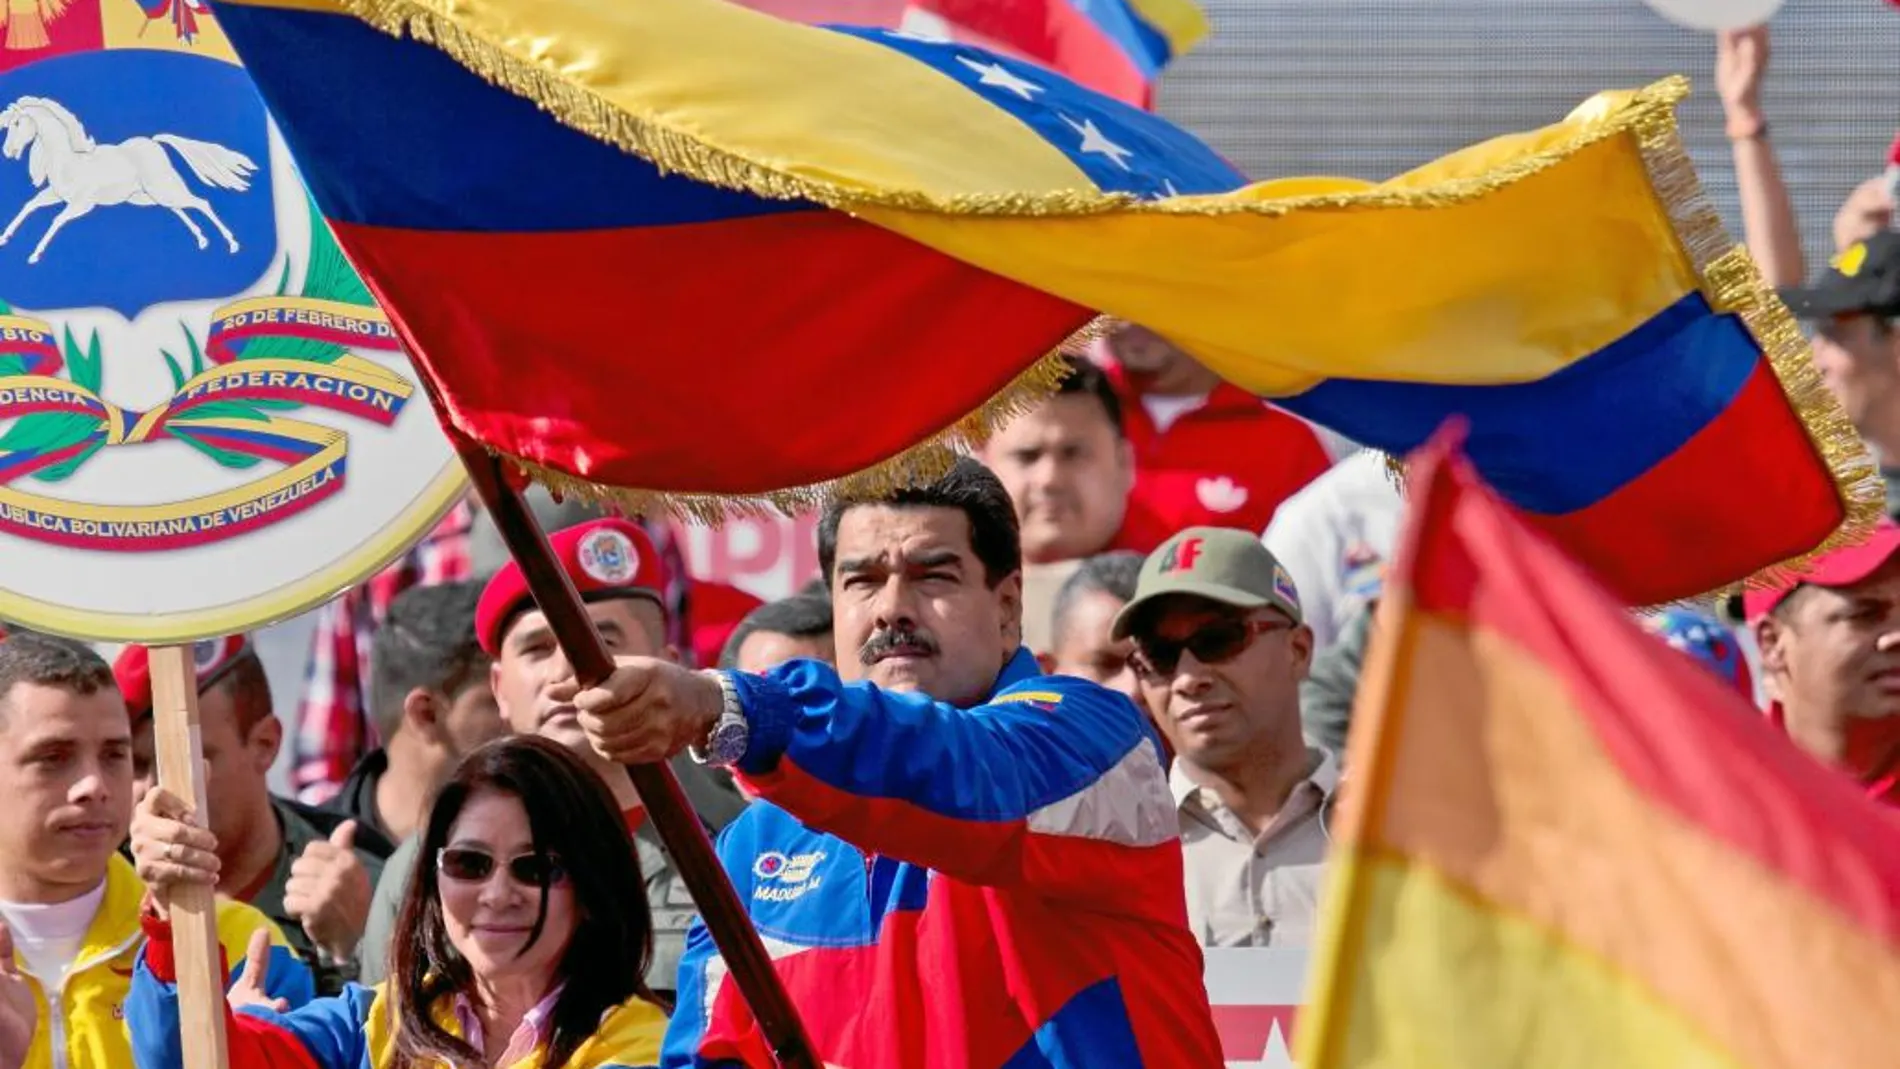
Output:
[
  {"xmin": 728, "ymin": 657, "xmax": 1179, "ymax": 909},
  {"xmin": 127, "ymin": 943, "xmax": 373, "ymax": 1069}
]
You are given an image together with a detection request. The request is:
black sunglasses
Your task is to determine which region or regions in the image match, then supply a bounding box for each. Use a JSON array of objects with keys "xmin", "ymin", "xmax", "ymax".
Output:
[
  {"xmin": 437, "ymin": 847, "xmax": 568, "ymax": 888},
  {"xmin": 1131, "ymin": 617, "xmax": 1291, "ymax": 679}
]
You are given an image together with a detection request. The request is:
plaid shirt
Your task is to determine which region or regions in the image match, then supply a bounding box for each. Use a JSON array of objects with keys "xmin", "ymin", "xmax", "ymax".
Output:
[{"xmin": 289, "ymin": 501, "xmax": 696, "ymax": 804}]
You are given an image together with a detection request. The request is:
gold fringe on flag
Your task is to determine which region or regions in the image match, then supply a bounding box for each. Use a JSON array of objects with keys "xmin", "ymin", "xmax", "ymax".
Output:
[
  {"xmin": 491, "ymin": 346, "xmax": 1081, "ymax": 525},
  {"xmin": 1628, "ymin": 112, "xmax": 1883, "ymax": 594}
]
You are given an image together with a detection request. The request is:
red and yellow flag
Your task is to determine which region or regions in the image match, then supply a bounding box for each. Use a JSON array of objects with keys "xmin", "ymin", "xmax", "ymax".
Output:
[{"xmin": 1298, "ymin": 425, "xmax": 1900, "ymax": 1069}]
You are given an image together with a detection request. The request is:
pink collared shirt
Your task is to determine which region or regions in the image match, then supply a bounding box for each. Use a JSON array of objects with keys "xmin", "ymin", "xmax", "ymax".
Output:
[{"xmin": 452, "ymin": 983, "xmax": 565, "ymax": 1067}]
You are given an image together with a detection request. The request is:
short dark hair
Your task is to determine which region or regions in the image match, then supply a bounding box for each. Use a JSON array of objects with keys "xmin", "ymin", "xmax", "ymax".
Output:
[
  {"xmin": 390, "ymin": 736, "xmax": 655, "ymax": 1069},
  {"xmin": 370, "ymin": 581, "xmax": 488, "ymax": 745},
  {"xmin": 818, "ymin": 456, "xmax": 1022, "ymax": 589},
  {"xmin": 1051, "ymin": 551, "xmax": 1144, "ymax": 648},
  {"xmin": 718, "ymin": 595, "xmax": 833, "ymax": 669},
  {"xmin": 0, "ymin": 633, "xmax": 114, "ymax": 714},
  {"xmin": 1050, "ymin": 355, "xmax": 1124, "ymax": 438},
  {"xmin": 207, "ymin": 650, "xmax": 273, "ymax": 736}
]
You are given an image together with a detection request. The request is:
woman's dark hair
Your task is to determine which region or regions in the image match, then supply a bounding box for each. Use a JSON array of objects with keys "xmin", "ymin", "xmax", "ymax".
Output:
[{"xmin": 388, "ymin": 736, "xmax": 654, "ymax": 1069}]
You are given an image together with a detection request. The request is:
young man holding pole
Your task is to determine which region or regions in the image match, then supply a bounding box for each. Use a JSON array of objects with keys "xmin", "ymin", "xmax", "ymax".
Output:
[{"xmin": 0, "ymin": 633, "xmax": 311, "ymax": 1069}]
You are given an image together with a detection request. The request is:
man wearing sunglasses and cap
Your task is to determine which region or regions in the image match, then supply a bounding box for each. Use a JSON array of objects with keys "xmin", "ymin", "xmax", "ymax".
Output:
[
  {"xmin": 1745, "ymin": 520, "xmax": 1900, "ymax": 806},
  {"xmin": 1113, "ymin": 527, "xmax": 1336, "ymax": 949}
]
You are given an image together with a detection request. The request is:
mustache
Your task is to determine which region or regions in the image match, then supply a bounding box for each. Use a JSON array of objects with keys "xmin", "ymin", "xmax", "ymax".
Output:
[{"xmin": 859, "ymin": 627, "xmax": 939, "ymax": 666}]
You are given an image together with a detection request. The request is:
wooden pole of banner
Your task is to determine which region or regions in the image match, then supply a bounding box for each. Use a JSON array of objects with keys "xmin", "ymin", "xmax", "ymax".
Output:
[
  {"xmin": 148, "ymin": 645, "xmax": 231, "ymax": 1069},
  {"xmin": 454, "ymin": 442, "xmax": 820, "ymax": 1069}
]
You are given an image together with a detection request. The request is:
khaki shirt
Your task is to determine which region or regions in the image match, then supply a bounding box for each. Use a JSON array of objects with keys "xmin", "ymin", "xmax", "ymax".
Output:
[
  {"xmin": 634, "ymin": 819, "xmax": 700, "ymax": 997},
  {"xmin": 1172, "ymin": 748, "xmax": 1336, "ymax": 947}
]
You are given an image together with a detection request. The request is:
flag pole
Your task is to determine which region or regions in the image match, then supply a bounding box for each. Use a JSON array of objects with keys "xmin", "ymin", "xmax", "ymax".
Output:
[
  {"xmin": 452, "ymin": 439, "xmax": 819, "ymax": 1069},
  {"xmin": 148, "ymin": 645, "xmax": 231, "ymax": 1069}
]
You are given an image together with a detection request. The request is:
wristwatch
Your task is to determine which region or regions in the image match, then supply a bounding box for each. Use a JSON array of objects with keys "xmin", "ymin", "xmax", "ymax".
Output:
[{"xmin": 690, "ymin": 669, "xmax": 750, "ymax": 767}]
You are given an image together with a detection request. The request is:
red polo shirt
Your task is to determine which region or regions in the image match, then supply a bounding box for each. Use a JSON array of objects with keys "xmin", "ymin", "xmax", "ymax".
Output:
[
  {"xmin": 1766, "ymin": 702, "xmax": 1900, "ymax": 808},
  {"xmin": 1104, "ymin": 361, "xmax": 1332, "ymax": 548}
]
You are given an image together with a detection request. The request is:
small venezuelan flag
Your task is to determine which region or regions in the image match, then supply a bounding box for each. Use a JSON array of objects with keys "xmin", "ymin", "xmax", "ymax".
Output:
[
  {"xmin": 728, "ymin": 0, "xmax": 1207, "ymax": 107},
  {"xmin": 1297, "ymin": 425, "xmax": 1900, "ymax": 1069},
  {"xmin": 205, "ymin": 0, "xmax": 1875, "ymax": 602}
]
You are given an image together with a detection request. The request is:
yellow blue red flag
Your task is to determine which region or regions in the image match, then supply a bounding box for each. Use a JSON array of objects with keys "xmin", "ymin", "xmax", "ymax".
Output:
[
  {"xmin": 203, "ymin": 0, "xmax": 1877, "ymax": 603},
  {"xmin": 729, "ymin": 0, "xmax": 1208, "ymax": 107},
  {"xmin": 1297, "ymin": 423, "xmax": 1900, "ymax": 1069}
]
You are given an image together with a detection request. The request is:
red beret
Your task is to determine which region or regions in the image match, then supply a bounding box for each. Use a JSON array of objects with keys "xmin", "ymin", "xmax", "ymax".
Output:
[
  {"xmin": 476, "ymin": 518, "xmax": 669, "ymax": 655},
  {"xmin": 113, "ymin": 635, "xmax": 251, "ymax": 722}
]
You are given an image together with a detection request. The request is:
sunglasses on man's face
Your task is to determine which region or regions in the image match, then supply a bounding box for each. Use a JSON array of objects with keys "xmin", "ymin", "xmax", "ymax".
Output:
[
  {"xmin": 437, "ymin": 846, "xmax": 568, "ymax": 888},
  {"xmin": 1131, "ymin": 617, "xmax": 1292, "ymax": 679}
]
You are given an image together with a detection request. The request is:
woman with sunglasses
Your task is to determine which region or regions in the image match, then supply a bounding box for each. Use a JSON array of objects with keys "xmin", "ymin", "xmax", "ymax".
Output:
[{"xmin": 123, "ymin": 735, "xmax": 666, "ymax": 1069}]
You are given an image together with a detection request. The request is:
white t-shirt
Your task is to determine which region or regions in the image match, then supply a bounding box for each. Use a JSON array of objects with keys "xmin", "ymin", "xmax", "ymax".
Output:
[
  {"xmin": 0, "ymin": 881, "xmax": 106, "ymax": 988},
  {"xmin": 1138, "ymin": 392, "xmax": 1208, "ymax": 434},
  {"xmin": 1263, "ymin": 449, "xmax": 1405, "ymax": 652}
]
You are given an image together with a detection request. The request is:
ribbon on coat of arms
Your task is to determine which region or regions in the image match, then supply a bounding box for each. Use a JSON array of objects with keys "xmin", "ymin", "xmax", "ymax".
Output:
[{"xmin": 0, "ymin": 294, "xmax": 412, "ymax": 551}]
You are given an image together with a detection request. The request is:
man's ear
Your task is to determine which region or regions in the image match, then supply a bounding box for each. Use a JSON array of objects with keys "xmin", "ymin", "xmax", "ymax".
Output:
[
  {"xmin": 248, "ymin": 717, "xmax": 283, "ymax": 774},
  {"xmin": 402, "ymin": 686, "xmax": 441, "ymax": 738},
  {"xmin": 1289, "ymin": 623, "xmax": 1316, "ymax": 681},
  {"xmin": 1755, "ymin": 614, "xmax": 1789, "ymax": 678},
  {"xmin": 997, "ymin": 572, "xmax": 1025, "ymax": 650}
]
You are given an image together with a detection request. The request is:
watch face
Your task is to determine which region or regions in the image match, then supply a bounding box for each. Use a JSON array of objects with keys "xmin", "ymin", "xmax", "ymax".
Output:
[{"xmin": 709, "ymin": 720, "xmax": 749, "ymax": 765}]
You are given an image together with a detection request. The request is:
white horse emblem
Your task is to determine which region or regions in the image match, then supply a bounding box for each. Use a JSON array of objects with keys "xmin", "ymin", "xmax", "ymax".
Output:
[{"xmin": 0, "ymin": 95, "xmax": 256, "ymax": 264}]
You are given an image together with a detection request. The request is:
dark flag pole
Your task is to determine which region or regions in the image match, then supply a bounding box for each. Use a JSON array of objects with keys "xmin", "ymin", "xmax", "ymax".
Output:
[{"xmin": 452, "ymin": 437, "xmax": 819, "ymax": 1069}]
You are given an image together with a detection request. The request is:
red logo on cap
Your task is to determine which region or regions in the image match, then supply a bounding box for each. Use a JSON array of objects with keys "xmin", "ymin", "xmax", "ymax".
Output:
[{"xmin": 1161, "ymin": 537, "xmax": 1203, "ymax": 573}]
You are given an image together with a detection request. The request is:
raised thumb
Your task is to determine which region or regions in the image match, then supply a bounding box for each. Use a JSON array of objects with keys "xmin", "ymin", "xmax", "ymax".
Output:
[
  {"xmin": 240, "ymin": 928, "xmax": 272, "ymax": 987},
  {"xmin": 329, "ymin": 820, "xmax": 356, "ymax": 852}
]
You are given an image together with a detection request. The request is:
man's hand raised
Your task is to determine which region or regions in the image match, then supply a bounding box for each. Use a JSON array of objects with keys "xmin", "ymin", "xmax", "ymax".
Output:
[
  {"xmin": 0, "ymin": 922, "xmax": 35, "ymax": 1069},
  {"xmin": 227, "ymin": 929, "xmax": 290, "ymax": 1014},
  {"xmin": 284, "ymin": 821, "xmax": 370, "ymax": 963},
  {"xmin": 573, "ymin": 657, "xmax": 725, "ymax": 766}
]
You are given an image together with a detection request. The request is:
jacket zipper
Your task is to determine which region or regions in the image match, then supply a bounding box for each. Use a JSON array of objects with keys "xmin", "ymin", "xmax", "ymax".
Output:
[{"xmin": 26, "ymin": 929, "xmax": 141, "ymax": 1069}]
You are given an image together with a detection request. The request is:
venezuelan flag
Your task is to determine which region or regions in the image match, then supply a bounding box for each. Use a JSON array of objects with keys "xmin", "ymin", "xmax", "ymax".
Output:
[
  {"xmin": 205, "ymin": 0, "xmax": 1874, "ymax": 602},
  {"xmin": 728, "ymin": 1, "xmax": 1207, "ymax": 107},
  {"xmin": 897, "ymin": 0, "xmax": 1207, "ymax": 107},
  {"xmin": 1297, "ymin": 427, "xmax": 1900, "ymax": 1069}
]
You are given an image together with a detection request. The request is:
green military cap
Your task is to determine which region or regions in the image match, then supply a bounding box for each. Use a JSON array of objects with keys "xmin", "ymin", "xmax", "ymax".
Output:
[{"xmin": 1111, "ymin": 526, "xmax": 1302, "ymax": 639}]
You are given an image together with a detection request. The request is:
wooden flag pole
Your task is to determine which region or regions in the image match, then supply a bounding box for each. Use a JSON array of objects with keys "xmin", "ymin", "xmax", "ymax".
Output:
[
  {"xmin": 454, "ymin": 442, "xmax": 819, "ymax": 1069},
  {"xmin": 148, "ymin": 644, "xmax": 231, "ymax": 1069}
]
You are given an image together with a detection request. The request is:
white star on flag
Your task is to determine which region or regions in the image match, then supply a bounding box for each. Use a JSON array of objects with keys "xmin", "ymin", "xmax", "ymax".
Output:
[
  {"xmin": 954, "ymin": 56, "xmax": 1043, "ymax": 101},
  {"xmin": 1061, "ymin": 115, "xmax": 1134, "ymax": 170}
]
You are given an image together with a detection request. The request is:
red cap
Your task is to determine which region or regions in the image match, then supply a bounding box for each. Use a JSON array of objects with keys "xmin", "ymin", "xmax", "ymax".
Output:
[
  {"xmin": 475, "ymin": 518, "xmax": 669, "ymax": 655},
  {"xmin": 112, "ymin": 635, "xmax": 251, "ymax": 722},
  {"xmin": 1743, "ymin": 522, "xmax": 1900, "ymax": 621}
]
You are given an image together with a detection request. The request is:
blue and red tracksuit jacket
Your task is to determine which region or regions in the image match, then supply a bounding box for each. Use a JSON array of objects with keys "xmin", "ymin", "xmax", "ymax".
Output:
[{"xmin": 665, "ymin": 648, "xmax": 1225, "ymax": 1068}]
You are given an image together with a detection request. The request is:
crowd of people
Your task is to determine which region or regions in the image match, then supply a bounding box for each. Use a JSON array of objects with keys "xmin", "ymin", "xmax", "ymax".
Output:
[{"xmin": 0, "ymin": 19, "xmax": 1890, "ymax": 1069}]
